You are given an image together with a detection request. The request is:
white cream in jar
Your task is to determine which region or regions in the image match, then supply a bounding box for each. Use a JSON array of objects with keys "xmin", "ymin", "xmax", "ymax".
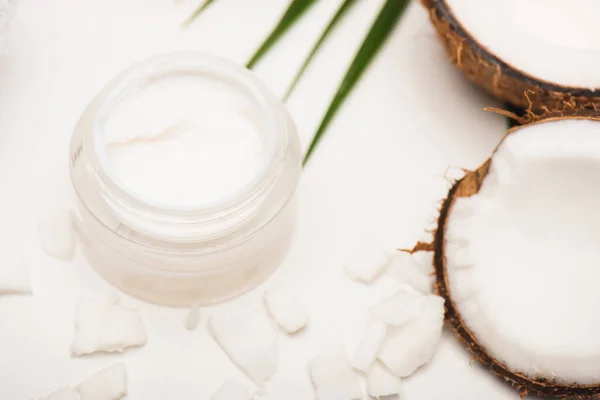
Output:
[
  {"xmin": 70, "ymin": 53, "xmax": 302, "ymax": 306},
  {"xmin": 104, "ymin": 74, "xmax": 267, "ymax": 208}
]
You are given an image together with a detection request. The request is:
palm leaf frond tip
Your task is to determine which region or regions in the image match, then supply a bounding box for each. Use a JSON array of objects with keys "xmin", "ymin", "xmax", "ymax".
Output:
[
  {"xmin": 246, "ymin": 0, "xmax": 318, "ymax": 69},
  {"xmin": 283, "ymin": 0, "xmax": 359, "ymax": 101},
  {"xmin": 183, "ymin": 0, "xmax": 216, "ymax": 27},
  {"xmin": 303, "ymin": 0, "xmax": 410, "ymax": 165}
]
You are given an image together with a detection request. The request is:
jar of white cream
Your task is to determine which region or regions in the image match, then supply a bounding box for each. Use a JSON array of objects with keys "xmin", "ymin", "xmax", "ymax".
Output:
[{"xmin": 69, "ymin": 53, "xmax": 302, "ymax": 306}]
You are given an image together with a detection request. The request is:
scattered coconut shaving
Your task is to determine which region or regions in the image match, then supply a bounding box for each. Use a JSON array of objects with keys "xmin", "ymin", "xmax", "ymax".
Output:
[
  {"xmin": 75, "ymin": 363, "xmax": 127, "ymax": 400},
  {"xmin": 264, "ymin": 288, "xmax": 308, "ymax": 334},
  {"xmin": 40, "ymin": 387, "xmax": 81, "ymax": 400},
  {"xmin": 378, "ymin": 294, "xmax": 444, "ymax": 377},
  {"xmin": 0, "ymin": 250, "xmax": 31, "ymax": 295},
  {"xmin": 351, "ymin": 320, "xmax": 387, "ymax": 373},
  {"xmin": 210, "ymin": 380, "xmax": 251, "ymax": 400},
  {"xmin": 369, "ymin": 289, "xmax": 423, "ymax": 327},
  {"xmin": 367, "ymin": 362, "xmax": 402, "ymax": 398},
  {"xmin": 386, "ymin": 252, "xmax": 433, "ymax": 294},
  {"xmin": 184, "ymin": 302, "xmax": 200, "ymax": 331},
  {"xmin": 71, "ymin": 297, "xmax": 146, "ymax": 356},
  {"xmin": 308, "ymin": 346, "xmax": 362, "ymax": 400},
  {"xmin": 209, "ymin": 308, "xmax": 278, "ymax": 384},
  {"xmin": 38, "ymin": 207, "xmax": 76, "ymax": 260},
  {"xmin": 344, "ymin": 239, "xmax": 391, "ymax": 283}
]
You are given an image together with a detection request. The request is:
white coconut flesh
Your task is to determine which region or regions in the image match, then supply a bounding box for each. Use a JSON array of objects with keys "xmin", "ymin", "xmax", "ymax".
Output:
[
  {"xmin": 308, "ymin": 347, "xmax": 362, "ymax": 400},
  {"xmin": 366, "ymin": 362, "xmax": 402, "ymax": 398},
  {"xmin": 445, "ymin": 118, "xmax": 600, "ymax": 384},
  {"xmin": 208, "ymin": 309, "xmax": 279, "ymax": 385},
  {"xmin": 75, "ymin": 363, "xmax": 127, "ymax": 400},
  {"xmin": 263, "ymin": 288, "xmax": 308, "ymax": 334},
  {"xmin": 38, "ymin": 207, "xmax": 76, "ymax": 261},
  {"xmin": 71, "ymin": 297, "xmax": 147, "ymax": 356},
  {"xmin": 445, "ymin": 0, "xmax": 600, "ymax": 89}
]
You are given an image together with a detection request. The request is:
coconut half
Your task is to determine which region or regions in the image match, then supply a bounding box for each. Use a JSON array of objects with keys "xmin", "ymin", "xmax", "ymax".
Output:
[
  {"xmin": 422, "ymin": 0, "xmax": 600, "ymax": 111},
  {"xmin": 435, "ymin": 114, "xmax": 600, "ymax": 397}
]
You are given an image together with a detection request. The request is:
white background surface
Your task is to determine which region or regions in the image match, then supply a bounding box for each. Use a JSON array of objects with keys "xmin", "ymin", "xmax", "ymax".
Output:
[{"xmin": 0, "ymin": 0, "xmax": 517, "ymax": 399}]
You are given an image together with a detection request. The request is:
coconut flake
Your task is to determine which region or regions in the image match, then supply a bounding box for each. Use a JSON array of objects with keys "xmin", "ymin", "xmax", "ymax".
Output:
[
  {"xmin": 344, "ymin": 240, "xmax": 391, "ymax": 284},
  {"xmin": 38, "ymin": 207, "xmax": 76, "ymax": 260},
  {"xmin": 210, "ymin": 380, "xmax": 251, "ymax": 400},
  {"xmin": 0, "ymin": 251, "xmax": 31, "ymax": 295},
  {"xmin": 76, "ymin": 363, "xmax": 127, "ymax": 400},
  {"xmin": 351, "ymin": 320, "xmax": 387, "ymax": 373},
  {"xmin": 264, "ymin": 289, "xmax": 308, "ymax": 334},
  {"xmin": 41, "ymin": 387, "xmax": 81, "ymax": 400},
  {"xmin": 386, "ymin": 252, "xmax": 433, "ymax": 294},
  {"xmin": 367, "ymin": 362, "xmax": 402, "ymax": 398},
  {"xmin": 309, "ymin": 346, "xmax": 362, "ymax": 400},
  {"xmin": 209, "ymin": 309, "xmax": 278, "ymax": 384},
  {"xmin": 184, "ymin": 302, "xmax": 200, "ymax": 331},
  {"xmin": 71, "ymin": 297, "xmax": 146, "ymax": 356},
  {"xmin": 378, "ymin": 295, "xmax": 444, "ymax": 377},
  {"xmin": 369, "ymin": 289, "xmax": 423, "ymax": 327}
]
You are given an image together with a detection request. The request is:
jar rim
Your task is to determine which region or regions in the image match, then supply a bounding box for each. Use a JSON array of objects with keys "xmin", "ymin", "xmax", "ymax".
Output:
[{"xmin": 86, "ymin": 52, "xmax": 287, "ymax": 226}]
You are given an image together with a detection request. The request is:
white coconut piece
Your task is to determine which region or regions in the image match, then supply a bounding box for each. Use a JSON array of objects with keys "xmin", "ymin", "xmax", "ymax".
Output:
[
  {"xmin": 210, "ymin": 380, "xmax": 251, "ymax": 400},
  {"xmin": 0, "ymin": 250, "xmax": 31, "ymax": 295},
  {"xmin": 209, "ymin": 309, "xmax": 278, "ymax": 384},
  {"xmin": 351, "ymin": 320, "xmax": 387, "ymax": 373},
  {"xmin": 263, "ymin": 288, "xmax": 308, "ymax": 334},
  {"xmin": 446, "ymin": 0, "xmax": 600, "ymax": 89},
  {"xmin": 41, "ymin": 387, "xmax": 81, "ymax": 400},
  {"xmin": 445, "ymin": 244, "xmax": 472, "ymax": 270},
  {"xmin": 38, "ymin": 207, "xmax": 76, "ymax": 260},
  {"xmin": 386, "ymin": 252, "xmax": 433, "ymax": 294},
  {"xmin": 415, "ymin": 251, "xmax": 435, "ymax": 276},
  {"xmin": 367, "ymin": 362, "xmax": 402, "ymax": 398},
  {"xmin": 444, "ymin": 120, "xmax": 600, "ymax": 384},
  {"xmin": 344, "ymin": 239, "xmax": 391, "ymax": 284},
  {"xmin": 309, "ymin": 347, "xmax": 362, "ymax": 400},
  {"xmin": 184, "ymin": 302, "xmax": 200, "ymax": 331},
  {"xmin": 378, "ymin": 295, "xmax": 444, "ymax": 377},
  {"xmin": 76, "ymin": 363, "xmax": 127, "ymax": 400},
  {"xmin": 369, "ymin": 289, "xmax": 423, "ymax": 327},
  {"xmin": 71, "ymin": 297, "xmax": 146, "ymax": 356}
]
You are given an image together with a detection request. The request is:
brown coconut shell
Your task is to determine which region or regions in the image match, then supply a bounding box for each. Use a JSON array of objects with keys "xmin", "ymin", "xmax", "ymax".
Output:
[
  {"xmin": 430, "ymin": 113, "xmax": 600, "ymax": 398},
  {"xmin": 422, "ymin": 0, "xmax": 600, "ymax": 113}
]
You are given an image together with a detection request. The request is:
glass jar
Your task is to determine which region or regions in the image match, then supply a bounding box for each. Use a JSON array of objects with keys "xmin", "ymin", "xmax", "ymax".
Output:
[{"xmin": 69, "ymin": 53, "xmax": 302, "ymax": 307}]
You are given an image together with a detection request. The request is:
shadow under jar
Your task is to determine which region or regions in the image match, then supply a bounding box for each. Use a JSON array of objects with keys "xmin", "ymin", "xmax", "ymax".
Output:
[{"xmin": 70, "ymin": 53, "xmax": 302, "ymax": 307}]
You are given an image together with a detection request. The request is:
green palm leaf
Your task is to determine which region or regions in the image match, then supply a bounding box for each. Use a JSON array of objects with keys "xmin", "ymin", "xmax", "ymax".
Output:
[
  {"xmin": 183, "ymin": 0, "xmax": 216, "ymax": 27},
  {"xmin": 303, "ymin": 0, "xmax": 410, "ymax": 165},
  {"xmin": 247, "ymin": 0, "xmax": 318, "ymax": 69},
  {"xmin": 282, "ymin": 0, "xmax": 358, "ymax": 101}
]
